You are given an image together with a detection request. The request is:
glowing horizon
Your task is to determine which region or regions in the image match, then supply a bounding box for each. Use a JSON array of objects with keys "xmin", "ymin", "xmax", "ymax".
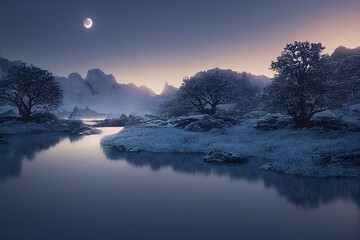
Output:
[{"xmin": 1, "ymin": 0, "xmax": 359, "ymax": 94}]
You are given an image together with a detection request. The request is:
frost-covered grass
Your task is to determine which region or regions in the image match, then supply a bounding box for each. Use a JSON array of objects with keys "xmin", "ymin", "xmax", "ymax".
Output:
[
  {"xmin": 101, "ymin": 118, "xmax": 360, "ymax": 177},
  {"xmin": 0, "ymin": 118, "xmax": 101, "ymax": 135},
  {"xmin": 0, "ymin": 120, "xmax": 52, "ymax": 134}
]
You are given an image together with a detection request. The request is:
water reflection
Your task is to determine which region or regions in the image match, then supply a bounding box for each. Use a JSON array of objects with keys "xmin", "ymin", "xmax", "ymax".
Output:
[
  {"xmin": 102, "ymin": 146, "xmax": 360, "ymax": 209},
  {"xmin": 0, "ymin": 133, "xmax": 70, "ymax": 181}
]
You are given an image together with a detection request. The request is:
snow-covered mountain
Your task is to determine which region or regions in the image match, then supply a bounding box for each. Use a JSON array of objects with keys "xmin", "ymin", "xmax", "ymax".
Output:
[
  {"xmin": 237, "ymin": 71, "xmax": 272, "ymax": 88},
  {"xmin": 85, "ymin": 69, "xmax": 117, "ymax": 94},
  {"xmin": 160, "ymin": 82, "xmax": 178, "ymax": 97},
  {"xmin": 1, "ymin": 58, "xmax": 273, "ymax": 116},
  {"xmin": 55, "ymin": 68, "xmax": 157, "ymax": 115},
  {"xmin": 56, "ymin": 73, "xmax": 98, "ymax": 107},
  {"xmin": 331, "ymin": 46, "xmax": 360, "ymax": 58}
]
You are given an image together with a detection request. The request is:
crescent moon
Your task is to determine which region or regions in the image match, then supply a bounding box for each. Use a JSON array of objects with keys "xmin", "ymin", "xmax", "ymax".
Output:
[{"xmin": 84, "ymin": 18, "xmax": 93, "ymax": 29}]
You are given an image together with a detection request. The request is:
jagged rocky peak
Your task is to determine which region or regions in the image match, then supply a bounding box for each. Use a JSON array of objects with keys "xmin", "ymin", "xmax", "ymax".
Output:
[
  {"xmin": 85, "ymin": 68, "xmax": 118, "ymax": 91},
  {"xmin": 86, "ymin": 68, "xmax": 117, "ymax": 84},
  {"xmin": 161, "ymin": 81, "xmax": 178, "ymax": 96},
  {"xmin": 331, "ymin": 46, "xmax": 360, "ymax": 58},
  {"xmin": 139, "ymin": 85, "xmax": 157, "ymax": 96}
]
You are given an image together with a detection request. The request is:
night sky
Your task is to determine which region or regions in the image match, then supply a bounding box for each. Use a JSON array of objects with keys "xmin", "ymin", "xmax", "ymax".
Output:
[{"xmin": 1, "ymin": 0, "xmax": 359, "ymax": 93}]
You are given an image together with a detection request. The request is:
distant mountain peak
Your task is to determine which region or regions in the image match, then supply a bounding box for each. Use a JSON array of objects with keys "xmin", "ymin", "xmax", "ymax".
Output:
[
  {"xmin": 138, "ymin": 85, "xmax": 157, "ymax": 96},
  {"xmin": 331, "ymin": 46, "xmax": 360, "ymax": 58},
  {"xmin": 87, "ymin": 68, "xmax": 105, "ymax": 75},
  {"xmin": 86, "ymin": 68, "xmax": 116, "ymax": 82},
  {"xmin": 85, "ymin": 68, "xmax": 118, "ymax": 93},
  {"xmin": 161, "ymin": 81, "xmax": 178, "ymax": 96},
  {"xmin": 68, "ymin": 72, "xmax": 82, "ymax": 79}
]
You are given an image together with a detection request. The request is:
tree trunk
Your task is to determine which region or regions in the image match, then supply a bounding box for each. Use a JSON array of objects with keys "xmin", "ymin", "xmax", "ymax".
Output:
[
  {"xmin": 205, "ymin": 105, "xmax": 216, "ymax": 115},
  {"xmin": 21, "ymin": 112, "xmax": 32, "ymax": 121},
  {"xmin": 294, "ymin": 113, "xmax": 311, "ymax": 128},
  {"xmin": 18, "ymin": 106, "xmax": 32, "ymax": 121}
]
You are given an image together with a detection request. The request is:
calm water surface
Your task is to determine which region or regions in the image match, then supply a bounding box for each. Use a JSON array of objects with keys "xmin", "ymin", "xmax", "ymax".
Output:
[{"xmin": 0, "ymin": 127, "xmax": 359, "ymax": 240}]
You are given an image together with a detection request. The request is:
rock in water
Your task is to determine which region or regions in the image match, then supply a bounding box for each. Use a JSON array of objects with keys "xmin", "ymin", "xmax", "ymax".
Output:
[{"xmin": 203, "ymin": 151, "xmax": 248, "ymax": 164}]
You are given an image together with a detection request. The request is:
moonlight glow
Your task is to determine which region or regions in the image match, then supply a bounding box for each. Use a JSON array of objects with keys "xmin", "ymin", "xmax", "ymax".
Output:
[{"xmin": 83, "ymin": 18, "xmax": 93, "ymax": 28}]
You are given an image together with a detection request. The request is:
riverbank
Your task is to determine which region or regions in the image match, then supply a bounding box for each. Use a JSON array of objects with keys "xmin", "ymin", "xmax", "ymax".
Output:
[
  {"xmin": 0, "ymin": 113, "xmax": 101, "ymax": 135},
  {"xmin": 101, "ymin": 116, "xmax": 360, "ymax": 178}
]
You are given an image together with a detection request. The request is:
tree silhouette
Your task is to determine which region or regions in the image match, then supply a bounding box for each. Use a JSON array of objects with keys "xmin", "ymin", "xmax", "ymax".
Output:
[
  {"xmin": 264, "ymin": 41, "xmax": 346, "ymax": 128},
  {"xmin": 0, "ymin": 63, "xmax": 63, "ymax": 120},
  {"xmin": 177, "ymin": 69, "xmax": 257, "ymax": 116}
]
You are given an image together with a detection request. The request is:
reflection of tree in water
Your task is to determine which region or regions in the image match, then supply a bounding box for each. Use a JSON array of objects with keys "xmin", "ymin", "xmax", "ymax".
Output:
[
  {"xmin": 68, "ymin": 134, "xmax": 85, "ymax": 143},
  {"xmin": 0, "ymin": 133, "xmax": 67, "ymax": 181},
  {"xmin": 102, "ymin": 145, "xmax": 360, "ymax": 209}
]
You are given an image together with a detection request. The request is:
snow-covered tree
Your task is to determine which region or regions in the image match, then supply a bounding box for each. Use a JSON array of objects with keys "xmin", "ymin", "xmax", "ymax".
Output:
[
  {"xmin": 0, "ymin": 64, "xmax": 63, "ymax": 120},
  {"xmin": 158, "ymin": 69, "xmax": 261, "ymax": 118},
  {"xmin": 230, "ymin": 72, "xmax": 261, "ymax": 114},
  {"xmin": 177, "ymin": 68, "xmax": 258, "ymax": 116},
  {"xmin": 178, "ymin": 70, "xmax": 233, "ymax": 115},
  {"xmin": 158, "ymin": 94, "xmax": 193, "ymax": 118},
  {"xmin": 264, "ymin": 41, "xmax": 348, "ymax": 128},
  {"xmin": 329, "ymin": 54, "xmax": 360, "ymax": 103}
]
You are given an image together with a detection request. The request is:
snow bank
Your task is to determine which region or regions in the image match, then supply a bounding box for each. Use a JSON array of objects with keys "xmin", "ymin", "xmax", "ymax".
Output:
[
  {"xmin": 101, "ymin": 119, "xmax": 360, "ymax": 177},
  {"xmin": 0, "ymin": 119, "xmax": 101, "ymax": 135}
]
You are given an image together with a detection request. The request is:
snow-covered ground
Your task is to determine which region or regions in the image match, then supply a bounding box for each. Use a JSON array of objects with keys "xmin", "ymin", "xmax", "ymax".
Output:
[
  {"xmin": 101, "ymin": 117, "xmax": 360, "ymax": 178},
  {"xmin": 0, "ymin": 119, "xmax": 100, "ymax": 135}
]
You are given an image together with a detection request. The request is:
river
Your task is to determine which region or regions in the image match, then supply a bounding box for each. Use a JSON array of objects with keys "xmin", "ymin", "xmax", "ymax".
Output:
[{"xmin": 0, "ymin": 127, "xmax": 359, "ymax": 240}]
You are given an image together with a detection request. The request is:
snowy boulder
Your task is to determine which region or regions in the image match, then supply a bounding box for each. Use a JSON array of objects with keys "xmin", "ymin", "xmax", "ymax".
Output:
[
  {"xmin": 242, "ymin": 111, "xmax": 268, "ymax": 120},
  {"xmin": 170, "ymin": 116, "xmax": 201, "ymax": 128},
  {"xmin": 185, "ymin": 116, "xmax": 228, "ymax": 132},
  {"xmin": 213, "ymin": 114, "xmax": 239, "ymax": 126},
  {"xmin": 204, "ymin": 151, "xmax": 248, "ymax": 164},
  {"xmin": 252, "ymin": 114, "xmax": 293, "ymax": 130},
  {"xmin": 170, "ymin": 115, "xmax": 233, "ymax": 132},
  {"xmin": 0, "ymin": 109, "xmax": 16, "ymax": 118},
  {"xmin": 311, "ymin": 116, "xmax": 360, "ymax": 131}
]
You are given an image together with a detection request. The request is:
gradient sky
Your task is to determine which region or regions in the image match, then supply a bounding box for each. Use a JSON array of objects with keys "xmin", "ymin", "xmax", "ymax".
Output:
[{"xmin": 1, "ymin": 0, "xmax": 359, "ymax": 93}]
